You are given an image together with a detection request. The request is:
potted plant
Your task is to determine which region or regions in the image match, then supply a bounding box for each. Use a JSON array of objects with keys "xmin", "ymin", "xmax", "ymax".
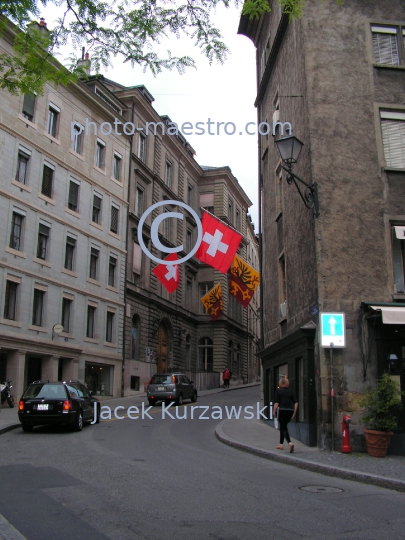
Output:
[{"xmin": 359, "ymin": 373, "xmax": 404, "ymax": 457}]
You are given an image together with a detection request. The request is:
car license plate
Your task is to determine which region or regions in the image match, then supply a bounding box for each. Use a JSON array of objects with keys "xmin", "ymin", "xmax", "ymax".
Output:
[
  {"xmin": 157, "ymin": 386, "xmax": 165, "ymax": 391},
  {"xmin": 36, "ymin": 404, "xmax": 49, "ymax": 410}
]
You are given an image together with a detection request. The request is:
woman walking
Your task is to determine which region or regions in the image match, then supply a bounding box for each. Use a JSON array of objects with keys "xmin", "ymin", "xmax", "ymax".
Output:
[{"xmin": 273, "ymin": 377, "xmax": 298, "ymax": 453}]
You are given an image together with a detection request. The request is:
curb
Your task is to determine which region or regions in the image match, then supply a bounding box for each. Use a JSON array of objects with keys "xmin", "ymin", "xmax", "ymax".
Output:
[
  {"xmin": 0, "ymin": 424, "xmax": 20, "ymax": 436},
  {"xmin": 0, "ymin": 512, "xmax": 28, "ymax": 540},
  {"xmin": 215, "ymin": 421, "xmax": 405, "ymax": 494}
]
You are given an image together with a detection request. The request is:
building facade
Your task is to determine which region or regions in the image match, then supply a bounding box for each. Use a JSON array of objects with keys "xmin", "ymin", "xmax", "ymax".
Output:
[
  {"xmin": 0, "ymin": 20, "xmax": 129, "ymax": 398},
  {"xmin": 239, "ymin": 0, "xmax": 405, "ymax": 453}
]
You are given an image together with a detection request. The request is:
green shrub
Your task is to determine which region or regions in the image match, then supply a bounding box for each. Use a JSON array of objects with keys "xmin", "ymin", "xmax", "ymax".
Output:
[{"xmin": 359, "ymin": 373, "xmax": 404, "ymax": 432}]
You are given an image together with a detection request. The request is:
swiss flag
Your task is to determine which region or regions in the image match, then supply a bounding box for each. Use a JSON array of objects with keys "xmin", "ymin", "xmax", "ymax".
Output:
[
  {"xmin": 196, "ymin": 212, "xmax": 243, "ymax": 273},
  {"xmin": 152, "ymin": 253, "xmax": 180, "ymax": 293}
]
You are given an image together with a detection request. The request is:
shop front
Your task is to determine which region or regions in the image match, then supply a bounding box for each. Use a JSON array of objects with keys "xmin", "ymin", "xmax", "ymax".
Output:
[
  {"xmin": 85, "ymin": 362, "xmax": 114, "ymax": 396},
  {"xmin": 259, "ymin": 323, "xmax": 317, "ymax": 446}
]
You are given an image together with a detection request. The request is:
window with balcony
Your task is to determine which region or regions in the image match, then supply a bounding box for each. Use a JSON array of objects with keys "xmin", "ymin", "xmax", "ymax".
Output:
[
  {"xmin": 106, "ymin": 311, "xmax": 114, "ymax": 342},
  {"xmin": 61, "ymin": 298, "xmax": 72, "ymax": 333},
  {"xmin": 16, "ymin": 150, "xmax": 30, "ymax": 184},
  {"xmin": 108, "ymin": 256, "xmax": 117, "ymax": 287},
  {"xmin": 4, "ymin": 281, "xmax": 18, "ymax": 320},
  {"xmin": 32, "ymin": 289, "xmax": 44, "ymax": 326},
  {"xmin": 92, "ymin": 194, "xmax": 102, "ymax": 224},
  {"xmin": 64, "ymin": 236, "xmax": 76, "ymax": 271},
  {"xmin": 86, "ymin": 305, "xmax": 96, "ymax": 338},
  {"xmin": 9, "ymin": 212, "xmax": 24, "ymax": 251},
  {"xmin": 37, "ymin": 223, "xmax": 50, "ymax": 260},
  {"xmin": 89, "ymin": 248, "xmax": 99, "ymax": 280}
]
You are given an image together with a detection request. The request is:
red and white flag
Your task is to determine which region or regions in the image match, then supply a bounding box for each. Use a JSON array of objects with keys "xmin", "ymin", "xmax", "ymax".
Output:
[
  {"xmin": 152, "ymin": 253, "xmax": 180, "ymax": 293},
  {"xmin": 195, "ymin": 212, "xmax": 243, "ymax": 274}
]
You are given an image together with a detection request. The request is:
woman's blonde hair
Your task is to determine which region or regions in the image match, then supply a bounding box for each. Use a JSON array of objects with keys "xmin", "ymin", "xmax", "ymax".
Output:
[{"xmin": 279, "ymin": 377, "xmax": 289, "ymax": 388}]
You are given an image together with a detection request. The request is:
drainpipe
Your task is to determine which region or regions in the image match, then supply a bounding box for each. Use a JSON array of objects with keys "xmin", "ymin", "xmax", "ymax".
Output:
[{"xmin": 121, "ymin": 101, "xmax": 135, "ymax": 397}]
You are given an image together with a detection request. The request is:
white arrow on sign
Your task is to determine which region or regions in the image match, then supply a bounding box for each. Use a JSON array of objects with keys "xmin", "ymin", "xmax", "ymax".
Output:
[{"xmin": 329, "ymin": 316, "xmax": 336, "ymax": 335}]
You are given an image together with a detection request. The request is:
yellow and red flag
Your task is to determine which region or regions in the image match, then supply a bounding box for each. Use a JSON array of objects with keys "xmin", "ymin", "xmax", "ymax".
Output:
[
  {"xmin": 201, "ymin": 284, "xmax": 223, "ymax": 321},
  {"xmin": 229, "ymin": 254, "xmax": 260, "ymax": 308}
]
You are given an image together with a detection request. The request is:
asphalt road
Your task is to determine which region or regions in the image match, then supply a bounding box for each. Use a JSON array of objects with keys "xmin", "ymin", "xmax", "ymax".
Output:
[{"xmin": 1, "ymin": 386, "xmax": 404, "ymax": 540}]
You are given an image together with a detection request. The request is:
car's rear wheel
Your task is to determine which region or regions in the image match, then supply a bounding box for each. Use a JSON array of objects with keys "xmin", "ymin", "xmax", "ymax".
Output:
[
  {"xmin": 148, "ymin": 399, "xmax": 156, "ymax": 406},
  {"xmin": 191, "ymin": 391, "xmax": 197, "ymax": 403},
  {"xmin": 74, "ymin": 410, "xmax": 83, "ymax": 432},
  {"xmin": 177, "ymin": 393, "xmax": 183, "ymax": 406},
  {"xmin": 21, "ymin": 423, "xmax": 33, "ymax": 433}
]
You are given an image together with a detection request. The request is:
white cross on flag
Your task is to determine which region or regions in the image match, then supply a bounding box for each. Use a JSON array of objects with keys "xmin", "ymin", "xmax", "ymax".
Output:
[
  {"xmin": 152, "ymin": 253, "xmax": 180, "ymax": 293},
  {"xmin": 196, "ymin": 211, "xmax": 243, "ymax": 273}
]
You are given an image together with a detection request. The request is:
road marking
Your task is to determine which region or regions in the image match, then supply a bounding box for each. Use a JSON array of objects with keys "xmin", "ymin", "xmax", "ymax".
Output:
[{"xmin": 0, "ymin": 512, "xmax": 28, "ymax": 540}]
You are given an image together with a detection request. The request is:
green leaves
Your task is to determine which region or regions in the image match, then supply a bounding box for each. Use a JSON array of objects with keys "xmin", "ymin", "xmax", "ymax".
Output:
[
  {"xmin": 0, "ymin": 0, "xmax": 344, "ymax": 95},
  {"xmin": 360, "ymin": 373, "xmax": 404, "ymax": 432}
]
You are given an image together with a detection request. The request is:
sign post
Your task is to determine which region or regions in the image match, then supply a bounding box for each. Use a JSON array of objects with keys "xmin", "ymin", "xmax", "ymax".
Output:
[{"xmin": 320, "ymin": 313, "xmax": 346, "ymax": 451}]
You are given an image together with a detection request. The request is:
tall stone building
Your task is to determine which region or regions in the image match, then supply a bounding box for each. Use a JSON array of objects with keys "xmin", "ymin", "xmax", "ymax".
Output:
[
  {"xmin": 239, "ymin": 0, "xmax": 405, "ymax": 453},
  {"xmin": 0, "ymin": 20, "xmax": 129, "ymax": 398},
  {"xmin": 0, "ymin": 18, "xmax": 260, "ymax": 398}
]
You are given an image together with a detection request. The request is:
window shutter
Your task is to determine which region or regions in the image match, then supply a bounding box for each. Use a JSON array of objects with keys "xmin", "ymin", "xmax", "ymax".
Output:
[
  {"xmin": 372, "ymin": 32, "xmax": 399, "ymax": 65},
  {"xmin": 68, "ymin": 181, "xmax": 79, "ymax": 210},
  {"xmin": 110, "ymin": 206, "xmax": 119, "ymax": 234},
  {"xmin": 39, "ymin": 224, "xmax": 49, "ymax": 236},
  {"xmin": 22, "ymin": 94, "xmax": 36, "ymax": 119},
  {"xmin": 41, "ymin": 165, "xmax": 54, "ymax": 198},
  {"xmin": 381, "ymin": 119, "xmax": 405, "ymax": 168}
]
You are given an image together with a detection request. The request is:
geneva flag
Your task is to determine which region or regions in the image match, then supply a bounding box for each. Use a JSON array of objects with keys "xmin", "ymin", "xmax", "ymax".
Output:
[
  {"xmin": 201, "ymin": 284, "xmax": 223, "ymax": 321},
  {"xmin": 229, "ymin": 254, "xmax": 260, "ymax": 308}
]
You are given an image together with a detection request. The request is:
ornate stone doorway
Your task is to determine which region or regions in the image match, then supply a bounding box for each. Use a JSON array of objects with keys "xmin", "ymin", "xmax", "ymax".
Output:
[{"xmin": 157, "ymin": 324, "xmax": 169, "ymax": 373}]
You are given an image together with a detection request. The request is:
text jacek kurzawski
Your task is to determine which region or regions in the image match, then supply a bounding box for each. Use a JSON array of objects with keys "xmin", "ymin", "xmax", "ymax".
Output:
[{"xmin": 91, "ymin": 402, "xmax": 270, "ymax": 423}]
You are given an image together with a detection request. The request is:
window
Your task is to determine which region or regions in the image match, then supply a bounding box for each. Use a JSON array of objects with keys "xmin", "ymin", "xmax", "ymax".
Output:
[
  {"xmin": 261, "ymin": 37, "xmax": 270, "ymax": 78},
  {"xmin": 228, "ymin": 291, "xmax": 242, "ymax": 323},
  {"xmin": 275, "ymin": 166, "xmax": 283, "ymax": 214},
  {"xmin": 72, "ymin": 123, "xmax": 83, "ymax": 154},
  {"xmin": 106, "ymin": 311, "xmax": 114, "ymax": 342},
  {"xmin": 9, "ymin": 212, "xmax": 24, "ymax": 251},
  {"xmin": 200, "ymin": 192, "xmax": 214, "ymax": 214},
  {"xmin": 199, "ymin": 282, "xmax": 214, "ymax": 314},
  {"xmin": 64, "ymin": 236, "xmax": 76, "ymax": 271},
  {"xmin": 36, "ymin": 223, "xmax": 50, "ymax": 260},
  {"xmin": 381, "ymin": 111, "xmax": 405, "ymax": 169},
  {"xmin": 163, "ymin": 207, "xmax": 171, "ymax": 240},
  {"xmin": 113, "ymin": 153, "xmax": 121, "ymax": 181},
  {"xmin": 47, "ymin": 105, "xmax": 59, "ymax": 138},
  {"xmin": 22, "ymin": 93, "xmax": 36, "ymax": 122},
  {"xmin": 135, "ymin": 186, "xmax": 144, "ymax": 217},
  {"xmin": 95, "ymin": 140, "xmax": 105, "ymax": 169},
  {"xmin": 371, "ymin": 25, "xmax": 405, "ymax": 66},
  {"xmin": 138, "ymin": 133, "xmax": 146, "ymax": 162},
  {"xmin": 41, "ymin": 164, "xmax": 54, "ymax": 198},
  {"xmin": 186, "ymin": 278, "xmax": 192, "ymax": 309},
  {"xmin": 228, "ymin": 198, "xmax": 233, "ymax": 224},
  {"xmin": 187, "ymin": 184, "xmax": 193, "ymax": 206},
  {"xmin": 166, "ymin": 160, "xmax": 172, "ymax": 188},
  {"xmin": 61, "ymin": 298, "xmax": 72, "ymax": 333},
  {"xmin": 92, "ymin": 194, "xmax": 102, "ymax": 224},
  {"xmin": 133, "ymin": 242, "xmax": 142, "ymax": 276},
  {"xmin": 68, "ymin": 180, "xmax": 80, "ymax": 212},
  {"xmin": 130, "ymin": 376, "xmax": 140, "ymax": 391},
  {"xmin": 4, "ymin": 281, "xmax": 18, "ymax": 320},
  {"xmin": 89, "ymin": 248, "xmax": 99, "ymax": 280},
  {"xmin": 235, "ymin": 208, "xmax": 241, "ymax": 231},
  {"xmin": 198, "ymin": 337, "xmax": 213, "ymax": 372},
  {"xmin": 186, "ymin": 228, "xmax": 193, "ymax": 253},
  {"xmin": 32, "ymin": 289, "xmax": 44, "ymax": 326},
  {"xmin": 131, "ymin": 316, "xmax": 140, "ymax": 360},
  {"xmin": 110, "ymin": 205, "xmax": 119, "ymax": 234},
  {"xmin": 393, "ymin": 226, "xmax": 405, "ymax": 292},
  {"xmin": 108, "ymin": 256, "xmax": 117, "ymax": 287},
  {"xmin": 185, "ymin": 335, "xmax": 191, "ymax": 371},
  {"xmin": 279, "ymin": 255, "xmax": 286, "ymax": 305},
  {"xmin": 16, "ymin": 150, "xmax": 30, "ymax": 184},
  {"xmin": 86, "ymin": 305, "xmax": 96, "ymax": 338}
]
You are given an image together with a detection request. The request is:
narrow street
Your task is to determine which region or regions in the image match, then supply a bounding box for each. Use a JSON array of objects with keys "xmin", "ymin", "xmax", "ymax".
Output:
[{"xmin": 0, "ymin": 386, "xmax": 404, "ymax": 540}]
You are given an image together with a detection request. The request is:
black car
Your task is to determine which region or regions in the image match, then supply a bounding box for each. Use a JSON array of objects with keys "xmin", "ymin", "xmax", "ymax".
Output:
[{"xmin": 18, "ymin": 380, "xmax": 99, "ymax": 432}]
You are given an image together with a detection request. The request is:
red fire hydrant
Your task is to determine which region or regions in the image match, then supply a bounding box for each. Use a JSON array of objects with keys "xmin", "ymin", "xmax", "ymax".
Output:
[{"xmin": 341, "ymin": 415, "xmax": 352, "ymax": 453}]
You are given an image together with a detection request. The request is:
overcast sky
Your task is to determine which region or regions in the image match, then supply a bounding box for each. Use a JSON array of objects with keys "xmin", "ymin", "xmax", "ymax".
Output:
[{"xmin": 41, "ymin": 3, "xmax": 259, "ymax": 226}]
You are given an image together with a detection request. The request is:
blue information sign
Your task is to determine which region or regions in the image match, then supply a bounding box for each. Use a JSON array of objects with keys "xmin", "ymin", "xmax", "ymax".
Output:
[{"xmin": 320, "ymin": 312, "xmax": 346, "ymax": 348}]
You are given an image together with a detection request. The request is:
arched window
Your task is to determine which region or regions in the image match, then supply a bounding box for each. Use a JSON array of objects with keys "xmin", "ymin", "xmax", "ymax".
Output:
[
  {"xmin": 198, "ymin": 337, "xmax": 213, "ymax": 372},
  {"xmin": 131, "ymin": 315, "xmax": 141, "ymax": 361},
  {"xmin": 185, "ymin": 334, "xmax": 191, "ymax": 372}
]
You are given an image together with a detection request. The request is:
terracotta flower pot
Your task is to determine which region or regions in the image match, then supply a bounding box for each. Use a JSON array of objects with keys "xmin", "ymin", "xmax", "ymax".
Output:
[{"xmin": 364, "ymin": 429, "xmax": 394, "ymax": 457}]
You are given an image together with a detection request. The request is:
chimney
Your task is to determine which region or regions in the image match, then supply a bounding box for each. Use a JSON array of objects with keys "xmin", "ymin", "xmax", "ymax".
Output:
[{"xmin": 77, "ymin": 49, "xmax": 91, "ymax": 76}]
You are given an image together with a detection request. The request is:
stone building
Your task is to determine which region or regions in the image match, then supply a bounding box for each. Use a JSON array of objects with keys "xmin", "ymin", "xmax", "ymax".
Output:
[
  {"xmin": 96, "ymin": 78, "xmax": 258, "ymax": 395},
  {"xmin": 239, "ymin": 0, "xmax": 405, "ymax": 453},
  {"xmin": 0, "ymin": 19, "xmax": 129, "ymax": 398}
]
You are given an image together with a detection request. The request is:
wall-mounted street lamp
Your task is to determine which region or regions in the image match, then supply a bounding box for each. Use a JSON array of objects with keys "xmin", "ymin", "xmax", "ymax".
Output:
[{"xmin": 275, "ymin": 135, "xmax": 320, "ymax": 217}]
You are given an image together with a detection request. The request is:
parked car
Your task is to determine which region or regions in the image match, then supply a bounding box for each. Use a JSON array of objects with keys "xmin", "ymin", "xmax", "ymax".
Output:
[
  {"xmin": 147, "ymin": 373, "xmax": 197, "ymax": 406},
  {"xmin": 18, "ymin": 380, "xmax": 100, "ymax": 432}
]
